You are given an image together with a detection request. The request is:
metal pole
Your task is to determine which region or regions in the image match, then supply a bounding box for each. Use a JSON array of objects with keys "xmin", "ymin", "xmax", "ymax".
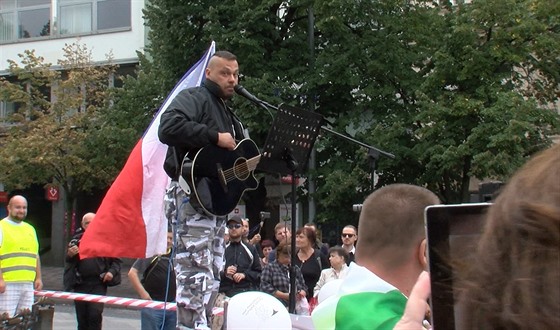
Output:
[
  {"xmin": 307, "ymin": 5, "xmax": 317, "ymax": 223},
  {"xmin": 288, "ymin": 169, "xmax": 297, "ymax": 313}
]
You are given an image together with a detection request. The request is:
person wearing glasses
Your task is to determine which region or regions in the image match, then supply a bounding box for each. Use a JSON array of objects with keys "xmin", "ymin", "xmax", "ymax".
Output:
[
  {"xmin": 340, "ymin": 225, "xmax": 358, "ymax": 265},
  {"xmin": 212, "ymin": 216, "xmax": 262, "ymax": 329},
  {"xmin": 219, "ymin": 216, "xmax": 262, "ymax": 297}
]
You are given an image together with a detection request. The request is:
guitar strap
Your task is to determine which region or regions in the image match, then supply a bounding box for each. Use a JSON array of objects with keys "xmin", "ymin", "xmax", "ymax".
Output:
[
  {"xmin": 171, "ymin": 146, "xmax": 182, "ymax": 180},
  {"xmin": 171, "ymin": 146, "xmax": 192, "ymax": 196},
  {"xmin": 177, "ymin": 154, "xmax": 192, "ymax": 196},
  {"xmin": 227, "ymin": 106, "xmax": 246, "ymax": 140}
]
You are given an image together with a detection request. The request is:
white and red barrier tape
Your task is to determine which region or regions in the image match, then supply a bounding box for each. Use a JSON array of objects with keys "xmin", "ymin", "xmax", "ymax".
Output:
[
  {"xmin": 34, "ymin": 290, "xmax": 225, "ymax": 315},
  {"xmin": 34, "ymin": 290, "xmax": 177, "ymax": 311}
]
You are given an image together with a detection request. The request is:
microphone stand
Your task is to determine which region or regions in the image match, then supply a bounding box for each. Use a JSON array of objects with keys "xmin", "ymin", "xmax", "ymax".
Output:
[{"xmin": 253, "ymin": 99, "xmax": 395, "ymax": 161}]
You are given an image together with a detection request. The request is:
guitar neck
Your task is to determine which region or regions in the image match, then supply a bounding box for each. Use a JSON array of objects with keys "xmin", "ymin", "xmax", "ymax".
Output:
[{"xmin": 246, "ymin": 155, "xmax": 261, "ymax": 171}]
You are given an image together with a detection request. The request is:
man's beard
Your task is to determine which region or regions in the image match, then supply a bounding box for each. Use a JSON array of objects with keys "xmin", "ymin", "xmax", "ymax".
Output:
[{"xmin": 11, "ymin": 214, "xmax": 25, "ymax": 221}]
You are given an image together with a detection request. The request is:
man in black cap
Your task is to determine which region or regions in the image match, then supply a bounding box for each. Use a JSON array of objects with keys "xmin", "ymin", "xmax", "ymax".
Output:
[
  {"xmin": 219, "ymin": 216, "xmax": 262, "ymax": 297},
  {"xmin": 211, "ymin": 216, "xmax": 262, "ymax": 329}
]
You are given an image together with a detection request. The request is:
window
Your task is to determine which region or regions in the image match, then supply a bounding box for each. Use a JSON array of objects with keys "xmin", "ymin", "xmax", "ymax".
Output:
[
  {"xmin": 0, "ymin": 12, "xmax": 17, "ymax": 41},
  {"xmin": 98, "ymin": 0, "xmax": 130, "ymax": 30},
  {"xmin": 0, "ymin": 0, "xmax": 131, "ymax": 43},
  {"xmin": 0, "ymin": 101, "xmax": 16, "ymax": 122},
  {"xmin": 0, "ymin": 0, "xmax": 50, "ymax": 42},
  {"xmin": 59, "ymin": 0, "xmax": 130, "ymax": 35},
  {"xmin": 59, "ymin": 1, "xmax": 92, "ymax": 34}
]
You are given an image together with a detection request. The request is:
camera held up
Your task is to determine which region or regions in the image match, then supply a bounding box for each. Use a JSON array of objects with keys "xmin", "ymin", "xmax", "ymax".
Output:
[{"xmin": 352, "ymin": 204, "xmax": 363, "ymax": 212}]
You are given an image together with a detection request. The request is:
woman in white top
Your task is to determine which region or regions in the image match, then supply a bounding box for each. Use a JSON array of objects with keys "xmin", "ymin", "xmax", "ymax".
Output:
[{"xmin": 313, "ymin": 246, "xmax": 350, "ymax": 297}]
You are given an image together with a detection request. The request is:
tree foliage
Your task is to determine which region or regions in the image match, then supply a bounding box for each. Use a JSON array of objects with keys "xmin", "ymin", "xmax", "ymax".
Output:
[
  {"xmin": 2, "ymin": 0, "xmax": 556, "ymax": 232},
  {"xmin": 3, "ymin": 0, "xmax": 553, "ymax": 237},
  {"xmin": 0, "ymin": 43, "xmax": 121, "ymax": 236},
  {"xmin": 370, "ymin": 0, "xmax": 560, "ymax": 202},
  {"xmin": 138, "ymin": 0, "xmax": 559, "ymax": 228},
  {"xmin": 87, "ymin": 53, "xmax": 165, "ymax": 176}
]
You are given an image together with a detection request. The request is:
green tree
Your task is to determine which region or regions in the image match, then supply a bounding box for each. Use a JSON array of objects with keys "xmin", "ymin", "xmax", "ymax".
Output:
[
  {"xmin": 87, "ymin": 53, "xmax": 165, "ymax": 177},
  {"xmin": 0, "ymin": 43, "xmax": 122, "ymax": 240},
  {"xmin": 143, "ymin": 0, "xmax": 314, "ymax": 143},
  {"xmin": 370, "ymin": 0, "xmax": 560, "ymax": 202},
  {"xmin": 137, "ymin": 0, "xmax": 559, "ymax": 230},
  {"xmin": 309, "ymin": 0, "xmax": 447, "ymax": 223}
]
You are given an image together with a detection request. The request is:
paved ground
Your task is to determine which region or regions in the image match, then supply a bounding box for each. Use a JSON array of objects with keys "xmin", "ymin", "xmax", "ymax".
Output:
[
  {"xmin": 39, "ymin": 263, "xmax": 142, "ymax": 329},
  {"xmin": 37, "ymin": 265, "xmax": 315, "ymax": 330}
]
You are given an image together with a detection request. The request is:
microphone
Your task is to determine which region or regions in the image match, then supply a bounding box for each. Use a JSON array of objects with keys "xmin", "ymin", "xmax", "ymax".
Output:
[
  {"xmin": 234, "ymin": 85, "xmax": 262, "ymax": 104},
  {"xmin": 234, "ymin": 85, "xmax": 276, "ymax": 121}
]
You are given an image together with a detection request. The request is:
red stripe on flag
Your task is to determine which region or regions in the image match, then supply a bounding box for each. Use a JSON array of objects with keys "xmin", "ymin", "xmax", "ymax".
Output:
[{"xmin": 80, "ymin": 141, "xmax": 146, "ymax": 258}]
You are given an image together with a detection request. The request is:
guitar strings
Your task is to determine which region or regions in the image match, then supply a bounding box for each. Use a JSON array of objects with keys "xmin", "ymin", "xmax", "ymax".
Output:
[
  {"xmin": 221, "ymin": 156, "xmax": 260, "ymax": 180},
  {"xmin": 221, "ymin": 155, "xmax": 261, "ymax": 182}
]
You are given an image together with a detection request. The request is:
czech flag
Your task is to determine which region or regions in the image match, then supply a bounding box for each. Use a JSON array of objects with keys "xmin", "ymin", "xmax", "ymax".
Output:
[{"xmin": 80, "ymin": 42, "xmax": 216, "ymax": 258}]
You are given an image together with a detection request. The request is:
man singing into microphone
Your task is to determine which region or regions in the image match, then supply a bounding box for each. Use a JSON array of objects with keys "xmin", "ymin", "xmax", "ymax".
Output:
[{"xmin": 158, "ymin": 50, "xmax": 247, "ymax": 330}]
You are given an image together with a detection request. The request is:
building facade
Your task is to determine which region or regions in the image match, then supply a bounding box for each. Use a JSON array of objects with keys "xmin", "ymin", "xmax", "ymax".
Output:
[{"xmin": 1, "ymin": 0, "xmax": 147, "ymax": 265}]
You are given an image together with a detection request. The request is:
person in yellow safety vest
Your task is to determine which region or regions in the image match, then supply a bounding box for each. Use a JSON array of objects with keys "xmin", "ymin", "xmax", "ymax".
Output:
[{"xmin": 0, "ymin": 195, "xmax": 43, "ymax": 316}]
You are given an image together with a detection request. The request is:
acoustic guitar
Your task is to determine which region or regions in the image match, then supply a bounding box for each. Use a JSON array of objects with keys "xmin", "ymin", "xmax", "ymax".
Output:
[{"xmin": 179, "ymin": 139, "xmax": 261, "ymax": 216}]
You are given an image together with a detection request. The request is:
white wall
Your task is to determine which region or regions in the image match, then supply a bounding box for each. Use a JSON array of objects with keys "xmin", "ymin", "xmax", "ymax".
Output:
[{"xmin": 0, "ymin": 0, "xmax": 146, "ymax": 73}]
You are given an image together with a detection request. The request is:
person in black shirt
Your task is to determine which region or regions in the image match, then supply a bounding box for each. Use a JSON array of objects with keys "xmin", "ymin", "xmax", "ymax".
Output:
[
  {"xmin": 211, "ymin": 216, "xmax": 262, "ymax": 330},
  {"xmin": 294, "ymin": 227, "xmax": 329, "ymax": 300},
  {"xmin": 219, "ymin": 216, "xmax": 262, "ymax": 297},
  {"xmin": 129, "ymin": 231, "xmax": 176, "ymax": 330},
  {"xmin": 64, "ymin": 213, "xmax": 121, "ymax": 330}
]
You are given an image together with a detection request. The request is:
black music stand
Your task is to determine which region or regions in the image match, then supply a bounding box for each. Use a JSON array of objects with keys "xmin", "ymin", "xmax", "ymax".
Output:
[{"xmin": 257, "ymin": 103, "xmax": 323, "ymax": 313}]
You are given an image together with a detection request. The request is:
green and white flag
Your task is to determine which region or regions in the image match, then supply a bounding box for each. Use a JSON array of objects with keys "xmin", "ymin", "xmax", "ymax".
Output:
[{"xmin": 311, "ymin": 263, "xmax": 407, "ymax": 330}]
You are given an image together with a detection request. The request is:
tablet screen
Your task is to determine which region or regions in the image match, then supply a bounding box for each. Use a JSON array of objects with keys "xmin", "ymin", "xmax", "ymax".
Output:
[{"xmin": 425, "ymin": 203, "xmax": 490, "ymax": 330}]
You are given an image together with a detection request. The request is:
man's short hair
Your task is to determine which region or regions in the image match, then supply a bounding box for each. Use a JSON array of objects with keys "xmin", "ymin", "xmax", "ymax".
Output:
[
  {"xmin": 304, "ymin": 222, "xmax": 317, "ymax": 230},
  {"xmin": 357, "ymin": 184, "xmax": 439, "ymax": 266},
  {"xmin": 342, "ymin": 225, "xmax": 357, "ymax": 235},
  {"xmin": 274, "ymin": 221, "xmax": 290, "ymax": 233},
  {"xmin": 213, "ymin": 50, "xmax": 237, "ymax": 61}
]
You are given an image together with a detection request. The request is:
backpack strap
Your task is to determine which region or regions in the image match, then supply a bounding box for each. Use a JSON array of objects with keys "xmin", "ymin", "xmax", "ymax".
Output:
[
  {"xmin": 142, "ymin": 255, "xmax": 161, "ymax": 283},
  {"xmin": 240, "ymin": 242, "xmax": 254, "ymax": 264},
  {"xmin": 314, "ymin": 249, "xmax": 322, "ymax": 269}
]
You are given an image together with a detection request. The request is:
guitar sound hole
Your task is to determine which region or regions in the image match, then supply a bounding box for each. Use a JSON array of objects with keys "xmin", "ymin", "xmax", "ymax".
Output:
[{"xmin": 234, "ymin": 159, "xmax": 249, "ymax": 180}]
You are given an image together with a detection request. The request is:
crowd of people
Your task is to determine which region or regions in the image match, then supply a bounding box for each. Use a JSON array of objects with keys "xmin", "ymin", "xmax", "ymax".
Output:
[{"xmin": 1, "ymin": 48, "xmax": 557, "ymax": 330}]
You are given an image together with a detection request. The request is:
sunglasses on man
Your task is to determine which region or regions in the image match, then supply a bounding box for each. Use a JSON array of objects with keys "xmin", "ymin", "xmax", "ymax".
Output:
[
  {"xmin": 227, "ymin": 223, "xmax": 242, "ymax": 229},
  {"xmin": 342, "ymin": 233, "xmax": 355, "ymax": 238}
]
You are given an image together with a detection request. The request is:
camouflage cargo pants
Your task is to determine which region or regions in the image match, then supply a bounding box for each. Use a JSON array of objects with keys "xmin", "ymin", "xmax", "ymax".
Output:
[{"xmin": 165, "ymin": 182, "xmax": 226, "ymax": 330}]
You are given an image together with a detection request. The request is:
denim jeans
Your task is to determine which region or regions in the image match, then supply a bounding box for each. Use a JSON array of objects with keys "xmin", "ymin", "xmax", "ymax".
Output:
[{"xmin": 140, "ymin": 308, "xmax": 177, "ymax": 330}]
